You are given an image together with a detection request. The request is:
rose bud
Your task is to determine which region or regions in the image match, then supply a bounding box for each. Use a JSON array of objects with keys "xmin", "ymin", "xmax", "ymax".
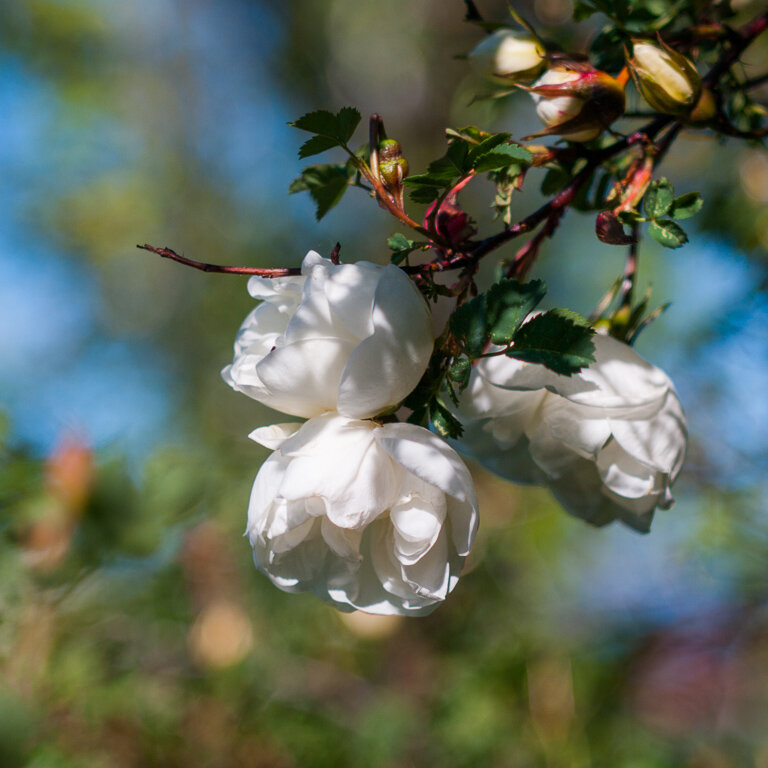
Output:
[
  {"xmin": 469, "ymin": 29, "xmax": 546, "ymax": 84},
  {"xmin": 628, "ymin": 40, "xmax": 701, "ymax": 116},
  {"xmin": 524, "ymin": 63, "xmax": 626, "ymax": 142}
]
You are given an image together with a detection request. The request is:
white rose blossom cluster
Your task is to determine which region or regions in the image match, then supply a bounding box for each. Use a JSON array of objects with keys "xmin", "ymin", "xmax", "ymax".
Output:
[
  {"xmin": 224, "ymin": 252, "xmax": 687, "ymax": 615},
  {"xmin": 223, "ymin": 251, "xmax": 479, "ymax": 616}
]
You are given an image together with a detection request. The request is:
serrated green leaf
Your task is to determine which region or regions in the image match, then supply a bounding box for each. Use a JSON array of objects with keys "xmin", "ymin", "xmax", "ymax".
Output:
[
  {"xmin": 298, "ymin": 135, "xmax": 340, "ymax": 159},
  {"xmin": 508, "ymin": 309, "xmax": 596, "ymax": 376},
  {"xmin": 430, "ymin": 400, "xmax": 463, "ymax": 440},
  {"xmin": 467, "ymin": 133, "xmax": 511, "ymax": 161},
  {"xmin": 649, "ymin": 219, "xmax": 688, "ymax": 248},
  {"xmin": 335, "ymin": 107, "xmax": 361, "ymax": 143},
  {"xmin": 447, "ymin": 358, "xmax": 471, "ymax": 387},
  {"xmin": 290, "ymin": 107, "xmax": 361, "ymax": 152},
  {"xmin": 669, "ymin": 192, "xmax": 703, "ymax": 220},
  {"xmin": 404, "ymin": 142, "xmax": 472, "ymax": 195},
  {"xmin": 486, "ymin": 279, "xmax": 547, "ymax": 345},
  {"xmin": 473, "ymin": 143, "xmax": 534, "ymax": 173},
  {"xmin": 643, "ymin": 178, "xmax": 675, "ymax": 219},
  {"xmin": 291, "ymin": 109, "xmax": 339, "ymax": 137},
  {"xmin": 450, "ymin": 296, "xmax": 488, "ymax": 358},
  {"xmin": 289, "ymin": 164, "xmax": 352, "ymax": 220}
]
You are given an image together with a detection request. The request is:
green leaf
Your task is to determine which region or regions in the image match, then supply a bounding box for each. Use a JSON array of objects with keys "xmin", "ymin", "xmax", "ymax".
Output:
[
  {"xmin": 508, "ymin": 309, "xmax": 596, "ymax": 376},
  {"xmin": 486, "ymin": 279, "xmax": 546, "ymax": 345},
  {"xmin": 669, "ymin": 192, "xmax": 703, "ymax": 220},
  {"xmin": 387, "ymin": 233, "xmax": 417, "ymax": 264},
  {"xmin": 649, "ymin": 219, "xmax": 688, "ymax": 248},
  {"xmin": 473, "ymin": 142, "xmax": 534, "ymax": 173},
  {"xmin": 643, "ymin": 178, "xmax": 675, "ymax": 219},
  {"xmin": 447, "ymin": 358, "xmax": 471, "ymax": 387},
  {"xmin": 450, "ymin": 296, "xmax": 488, "ymax": 358},
  {"xmin": 298, "ymin": 134, "xmax": 340, "ymax": 159},
  {"xmin": 404, "ymin": 142, "xmax": 473, "ymax": 201},
  {"xmin": 335, "ymin": 106, "xmax": 361, "ymax": 144},
  {"xmin": 289, "ymin": 163, "xmax": 352, "ymax": 220},
  {"xmin": 467, "ymin": 133, "xmax": 511, "ymax": 160},
  {"xmin": 291, "ymin": 109, "xmax": 339, "ymax": 137},
  {"xmin": 290, "ymin": 107, "xmax": 361, "ymax": 155},
  {"xmin": 430, "ymin": 400, "xmax": 463, "ymax": 440}
]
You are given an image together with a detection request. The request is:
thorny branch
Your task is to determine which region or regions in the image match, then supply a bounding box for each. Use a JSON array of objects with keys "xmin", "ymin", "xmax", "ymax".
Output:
[{"xmin": 138, "ymin": 9, "xmax": 768, "ymax": 283}]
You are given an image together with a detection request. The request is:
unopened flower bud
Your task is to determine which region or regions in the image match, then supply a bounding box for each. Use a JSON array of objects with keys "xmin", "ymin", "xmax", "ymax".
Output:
[
  {"xmin": 526, "ymin": 64, "xmax": 625, "ymax": 142},
  {"xmin": 628, "ymin": 41, "xmax": 701, "ymax": 115},
  {"xmin": 378, "ymin": 139, "xmax": 409, "ymax": 192},
  {"xmin": 469, "ymin": 29, "xmax": 546, "ymax": 84}
]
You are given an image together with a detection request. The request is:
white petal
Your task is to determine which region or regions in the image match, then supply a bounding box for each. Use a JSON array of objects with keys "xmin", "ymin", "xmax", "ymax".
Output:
[
  {"xmin": 337, "ymin": 265, "xmax": 433, "ymax": 418},
  {"xmin": 538, "ymin": 396, "xmax": 612, "ymax": 459},
  {"xmin": 255, "ymin": 338, "xmax": 357, "ymax": 417},
  {"xmin": 609, "ymin": 390, "xmax": 687, "ymax": 477},
  {"xmin": 323, "ymin": 260, "xmax": 381, "ymax": 339},
  {"xmin": 248, "ymin": 423, "xmax": 303, "ymax": 449},
  {"xmin": 401, "ymin": 529, "xmax": 452, "ymax": 600},
  {"xmin": 320, "ymin": 518, "xmax": 363, "ymax": 560},
  {"xmin": 300, "ymin": 250, "xmax": 329, "ymax": 274},
  {"xmin": 375, "ymin": 422, "xmax": 478, "ymax": 557},
  {"xmin": 390, "ymin": 483, "xmax": 446, "ymax": 566},
  {"xmin": 375, "ymin": 422, "xmax": 476, "ymax": 505},
  {"xmin": 246, "ymin": 452, "xmax": 291, "ymax": 537},
  {"xmin": 279, "ymin": 418, "xmax": 400, "ymax": 530},
  {"xmin": 595, "ymin": 438, "xmax": 659, "ymax": 499}
]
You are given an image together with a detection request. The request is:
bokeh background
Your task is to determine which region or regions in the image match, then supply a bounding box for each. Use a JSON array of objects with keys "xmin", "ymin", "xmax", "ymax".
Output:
[{"xmin": 2, "ymin": 0, "xmax": 768, "ymax": 765}]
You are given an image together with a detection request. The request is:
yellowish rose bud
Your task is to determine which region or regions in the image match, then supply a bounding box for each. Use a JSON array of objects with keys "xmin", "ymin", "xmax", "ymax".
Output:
[
  {"xmin": 628, "ymin": 41, "xmax": 701, "ymax": 115},
  {"xmin": 469, "ymin": 29, "xmax": 546, "ymax": 84},
  {"xmin": 525, "ymin": 64, "xmax": 625, "ymax": 142}
]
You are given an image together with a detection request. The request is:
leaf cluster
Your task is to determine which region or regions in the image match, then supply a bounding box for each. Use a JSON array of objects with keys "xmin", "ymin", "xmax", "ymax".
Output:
[
  {"xmin": 288, "ymin": 107, "xmax": 365, "ymax": 220},
  {"xmin": 405, "ymin": 129, "xmax": 532, "ymax": 205},
  {"xmin": 618, "ymin": 178, "xmax": 702, "ymax": 248},
  {"xmin": 450, "ymin": 280, "xmax": 596, "ymax": 376}
]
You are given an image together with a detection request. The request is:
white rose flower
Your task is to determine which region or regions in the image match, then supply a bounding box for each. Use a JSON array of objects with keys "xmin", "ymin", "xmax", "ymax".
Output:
[
  {"xmin": 246, "ymin": 413, "xmax": 478, "ymax": 616},
  {"xmin": 223, "ymin": 251, "xmax": 434, "ymax": 419},
  {"xmin": 454, "ymin": 333, "xmax": 687, "ymax": 532}
]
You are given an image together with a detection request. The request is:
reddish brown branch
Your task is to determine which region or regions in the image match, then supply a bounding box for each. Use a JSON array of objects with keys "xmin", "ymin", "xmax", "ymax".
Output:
[{"xmin": 136, "ymin": 244, "xmax": 301, "ymax": 277}]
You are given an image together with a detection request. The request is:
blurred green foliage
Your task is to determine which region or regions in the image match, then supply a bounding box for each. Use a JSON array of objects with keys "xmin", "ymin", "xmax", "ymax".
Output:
[{"xmin": 2, "ymin": 1, "xmax": 768, "ymax": 767}]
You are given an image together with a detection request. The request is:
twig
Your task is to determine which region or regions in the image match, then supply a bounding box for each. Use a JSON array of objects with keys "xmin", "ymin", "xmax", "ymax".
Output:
[
  {"xmin": 136, "ymin": 244, "xmax": 301, "ymax": 277},
  {"xmin": 741, "ymin": 72, "xmax": 768, "ymax": 91}
]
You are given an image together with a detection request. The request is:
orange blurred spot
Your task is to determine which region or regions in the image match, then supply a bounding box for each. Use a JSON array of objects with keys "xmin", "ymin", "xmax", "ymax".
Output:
[
  {"xmin": 339, "ymin": 611, "xmax": 403, "ymax": 640},
  {"xmin": 188, "ymin": 600, "xmax": 253, "ymax": 669}
]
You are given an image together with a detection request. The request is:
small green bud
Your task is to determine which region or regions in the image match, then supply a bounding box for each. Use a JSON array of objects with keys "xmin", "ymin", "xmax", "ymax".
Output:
[
  {"xmin": 378, "ymin": 139, "xmax": 409, "ymax": 192},
  {"xmin": 628, "ymin": 41, "xmax": 701, "ymax": 116}
]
